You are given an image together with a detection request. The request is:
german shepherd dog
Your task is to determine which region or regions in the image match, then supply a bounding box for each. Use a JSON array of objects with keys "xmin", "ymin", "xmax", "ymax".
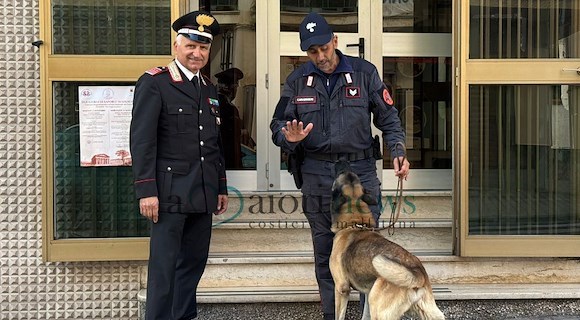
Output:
[{"xmin": 329, "ymin": 164, "xmax": 445, "ymax": 320}]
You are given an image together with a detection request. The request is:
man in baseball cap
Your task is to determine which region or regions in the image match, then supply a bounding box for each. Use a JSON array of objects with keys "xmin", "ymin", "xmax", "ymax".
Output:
[{"xmin": 299, "ymin": 12, "xmax": 334, "ymax": 51}]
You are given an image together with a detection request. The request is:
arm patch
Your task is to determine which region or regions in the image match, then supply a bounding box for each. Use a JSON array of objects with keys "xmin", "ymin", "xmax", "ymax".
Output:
[{"xmin": 381, "ymin": 88, "xmax": 394, "ymax": 106}]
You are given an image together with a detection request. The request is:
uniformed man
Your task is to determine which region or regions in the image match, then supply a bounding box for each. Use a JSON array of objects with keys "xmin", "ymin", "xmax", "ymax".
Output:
[
  {"xmin": 130, "ymin": 11, "xmax": 227, "ymax": 320},
  {"xmin": 270, "ymin": 12, "xmax": 410, "ymax": 320},
  {"xmin": 215, "ymin": 67, "xmax": 245, "ymax": 169}
]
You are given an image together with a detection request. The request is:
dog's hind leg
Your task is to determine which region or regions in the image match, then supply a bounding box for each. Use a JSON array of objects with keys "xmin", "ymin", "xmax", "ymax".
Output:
[
  {"xmin": 410, "ymin": 287, "xmax": 445, "ymax": 320},
  {"xmin": 368, "ymin": 279, "xmax": 410, "ymax": 320}
]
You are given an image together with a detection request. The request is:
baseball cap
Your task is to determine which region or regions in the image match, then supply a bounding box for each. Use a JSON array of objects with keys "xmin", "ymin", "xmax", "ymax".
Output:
[{"xmin": 299, "ymin": 12, "xmax": 333, "ymax": 51}]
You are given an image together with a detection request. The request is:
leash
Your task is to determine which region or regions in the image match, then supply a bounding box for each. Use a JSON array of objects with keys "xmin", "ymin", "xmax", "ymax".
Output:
[
  {"xmin": 386, "ymin": 142, "xmax": 406, "ymax": 235},
  {"xmin": 353, "ymin": 142, "xmax": 406, "ymax": 235}
]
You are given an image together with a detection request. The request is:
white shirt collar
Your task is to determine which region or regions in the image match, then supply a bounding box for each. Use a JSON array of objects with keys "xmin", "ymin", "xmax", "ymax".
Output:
[{"xmin": 174, "ymin": 59, "xmax": 200, "ymax": 81}]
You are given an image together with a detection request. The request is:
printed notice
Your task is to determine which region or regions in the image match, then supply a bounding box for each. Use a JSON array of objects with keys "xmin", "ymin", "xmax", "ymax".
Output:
[{"xmin": 79, "ymin": 86, "xmax": 134, "ymax": 167}]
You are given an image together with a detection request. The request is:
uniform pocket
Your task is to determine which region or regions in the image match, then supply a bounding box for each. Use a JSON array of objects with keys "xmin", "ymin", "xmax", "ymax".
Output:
[
  {"xmin": 339, "ymin": 98, "xmax": 370, "ymax": 136},
  {"xmin": 167, "ymin": 104, "xmax": 194, "ymax": 133},
  {"xmin": 156, "ymin": 159, "xmax": 190, "ymax": 202},
  {"xmin": 295, "ymin": 103, "xmax": 321, "ymax": 133}
]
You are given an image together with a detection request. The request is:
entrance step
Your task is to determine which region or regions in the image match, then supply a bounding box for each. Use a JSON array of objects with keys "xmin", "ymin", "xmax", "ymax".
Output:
[
  {"xmin": 137, "ymin": 283, "xmax": 580, "ymax": 304},
  {"xmin": 209, "ymin": 224, "xmax": 452, "ymax": 255}
]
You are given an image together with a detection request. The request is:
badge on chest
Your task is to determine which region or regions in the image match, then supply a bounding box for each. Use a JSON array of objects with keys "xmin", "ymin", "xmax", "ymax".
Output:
[
  {"xmin": 208, "ymin": 98, "xmax": 221, "ymax": 125},
  {"xmin": 345, "ymin": 86, "xmax": 360, "ymax": 98}
]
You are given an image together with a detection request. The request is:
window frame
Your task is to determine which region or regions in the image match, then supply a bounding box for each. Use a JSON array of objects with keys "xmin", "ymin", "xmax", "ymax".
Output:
[{"xmin": 40, "ymin": 0, "xmax": 182, "ymax": 262}]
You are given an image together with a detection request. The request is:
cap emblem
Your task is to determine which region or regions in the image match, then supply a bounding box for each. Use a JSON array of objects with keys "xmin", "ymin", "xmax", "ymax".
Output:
[
  {"xmin": 306, "ymin": 22, "xmax": 316, "ymax": 32},
  {"xmin": 196, "ymin": 14, "xmax": 215, "ymax": 32}
]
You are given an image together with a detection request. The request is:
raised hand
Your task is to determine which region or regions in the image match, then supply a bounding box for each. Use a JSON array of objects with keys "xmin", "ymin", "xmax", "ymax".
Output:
[{"xmin": 281, "ymin": 119, "xmax": 313, "ymax": 143}]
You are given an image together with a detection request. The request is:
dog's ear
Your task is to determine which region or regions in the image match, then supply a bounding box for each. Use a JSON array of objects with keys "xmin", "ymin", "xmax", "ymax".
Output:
[
  {"xmin": 331, "ymin": 188, "xmax": 348, "ymax": 215},
  {"xmin": 360, "ymin": 192, "xmax": 378, "ymax": 206},
  {"xmin": 334, "ymin": 160, "xmax": 351, "ymax": 177}
]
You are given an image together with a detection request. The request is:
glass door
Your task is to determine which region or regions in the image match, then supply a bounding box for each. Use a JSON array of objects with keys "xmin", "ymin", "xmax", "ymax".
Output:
[
  {"xmin": 199, "ymin": 0, "xmax": 260, "ymax": 191},
  {"xmin": 379, "ymin": 0, "xmax": 453, "ymax": 190},
  {"xmin": 459, "ymin": 0, "xmax": 580, "ymax": 256},
  {"xmin": 271, "ymin": 1, "xmax": 454, "ymax": 191}
]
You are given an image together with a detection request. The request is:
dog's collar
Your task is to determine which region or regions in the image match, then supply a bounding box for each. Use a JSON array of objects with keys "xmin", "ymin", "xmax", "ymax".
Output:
[{"xmin": 353, "ymin": 223, "xmax": 376, "ymax": 231}]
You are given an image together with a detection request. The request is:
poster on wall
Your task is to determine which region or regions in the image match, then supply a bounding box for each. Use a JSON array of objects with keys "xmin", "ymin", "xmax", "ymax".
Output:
[{"xmin": 78, "ymin": 86, "xmax": 134, "ymax": 167}]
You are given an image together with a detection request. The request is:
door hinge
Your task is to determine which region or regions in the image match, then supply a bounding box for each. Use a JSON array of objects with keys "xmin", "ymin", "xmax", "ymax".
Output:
[
  {"xmin": 455, "ymin": 67, "xmax": 460, "ymax": 87},
  {"xmin": 265, "ymin": 162, "xmax": 269, "ymax": 179},
  {"xmin": 265, "ymin": 73, "xmax": 269, "ymax": 89}
]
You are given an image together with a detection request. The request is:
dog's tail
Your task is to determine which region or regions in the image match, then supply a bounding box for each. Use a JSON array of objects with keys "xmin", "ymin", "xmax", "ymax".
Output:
[{"xmin": 372, "ymin": 255, "xmax": 426, "ymax": 289}]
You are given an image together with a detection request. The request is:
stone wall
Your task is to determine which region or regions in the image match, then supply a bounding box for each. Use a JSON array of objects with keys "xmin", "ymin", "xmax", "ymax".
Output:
[{"xmin": 0, "ymin": 1, "xmax": 145, "ymax": 319}]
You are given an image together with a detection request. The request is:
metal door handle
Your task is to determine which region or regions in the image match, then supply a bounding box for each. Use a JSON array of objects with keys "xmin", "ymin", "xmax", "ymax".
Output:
[
  {"xmin": 562, "ymin": 67, "xmax": 580, "ymax": 75},
  {"xmin": 346, "ymin": 38, "xmax": 365, "ymax": 59}
]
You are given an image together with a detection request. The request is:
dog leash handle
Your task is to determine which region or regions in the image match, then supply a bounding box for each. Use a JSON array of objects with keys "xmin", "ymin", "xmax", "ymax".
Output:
[{"xmin": 388, "ymin": 142, "xmax": 406, "ymax": 235}]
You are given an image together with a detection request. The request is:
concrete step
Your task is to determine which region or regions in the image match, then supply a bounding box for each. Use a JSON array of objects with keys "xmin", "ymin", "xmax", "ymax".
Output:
[
  {"xmin": 138, "ymin": 283, "xmax": 580, "ymax": 304},
  {"xmin": 217, "ymin": 191, "xmax": 452, "ymax": 225},
  {"xmin": 192, "ymin": 283, "xmax": 580, "ymax": 303},
  {"xmin": 209, "ymin": 224, "xmax": 453, "ymax": 254}
]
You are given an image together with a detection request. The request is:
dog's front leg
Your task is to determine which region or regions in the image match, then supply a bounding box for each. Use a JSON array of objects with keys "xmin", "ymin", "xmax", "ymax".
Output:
[
  {"xmin": 334, "ymin": 283, "xmax": 350, "ymax": 320},
  {"xmin": 360, "ymin": 297, "xmax": 371, "ymax": 320}
]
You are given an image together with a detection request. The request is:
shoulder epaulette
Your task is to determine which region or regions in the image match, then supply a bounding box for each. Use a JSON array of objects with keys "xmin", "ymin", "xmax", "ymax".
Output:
[{"xmin": 145, "ymin": 67, "xmax": 168, "ymax": 76}]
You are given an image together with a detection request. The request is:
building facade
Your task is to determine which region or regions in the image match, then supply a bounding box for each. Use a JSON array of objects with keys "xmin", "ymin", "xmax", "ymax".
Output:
[{"xmin": 0, "ymin": 0, "xmax": 579, "ymax": 319}]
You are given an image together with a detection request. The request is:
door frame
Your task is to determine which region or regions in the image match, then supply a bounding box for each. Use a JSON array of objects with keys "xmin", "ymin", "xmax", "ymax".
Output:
[{"xmin": 457, "ymin": 0, "xmax": 580, "ymax": 257}]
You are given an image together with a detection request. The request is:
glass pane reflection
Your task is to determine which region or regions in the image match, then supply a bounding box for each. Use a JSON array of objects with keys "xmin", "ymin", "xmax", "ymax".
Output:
[
  {"xmin": 280, "ymin": 0, "xmax": 358, "ymax": 32},
  {"xmin": 52, "ymin": 0, "xmax": 171, "ymax": 55},
  {"xmin": 469, "ymin": 85, "xmax": 580, "ymax": 235},
  {"xmin": 53, "ymin": 82, "xmax": 146, "ymax": 239},
  {"xmin": 383, "ymin": 57, "xmax": 452, "ymax": 170},
  {"xmin": 470, "ymin": 0, "xmax": 580, "ymax": 59},
  {"xmin": 383, "ymin": 0, "xmax": 452, "ymax": 33},
  {"xmin": 210, "ymin": 6, "xmax": 257, "ymax": 170}
]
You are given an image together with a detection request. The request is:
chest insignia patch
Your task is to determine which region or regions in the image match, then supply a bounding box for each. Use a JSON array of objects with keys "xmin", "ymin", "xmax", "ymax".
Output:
[
  {"xmin": 383, "ymin": 88, "xmax": 394, "ymax": 106},
  {"xmin": 208, "ymin": 98, "xmax": 220, "ymax": 106},
  {"xmin": 294, "ymin": 96, "xmax": 316, "ymax": 104},
  {"xmin": 345, "ymin": 87, "xmax": 360, "ymax": 98},
  {"xmin": 211, "ymin": 106, "xmax": 221, "ymax": 125}
]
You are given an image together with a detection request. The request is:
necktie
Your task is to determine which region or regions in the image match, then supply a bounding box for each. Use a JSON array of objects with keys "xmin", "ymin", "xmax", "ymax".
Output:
[{"xmin": 191, "ymin": 75, "xmax": 199, "ymax": 91}]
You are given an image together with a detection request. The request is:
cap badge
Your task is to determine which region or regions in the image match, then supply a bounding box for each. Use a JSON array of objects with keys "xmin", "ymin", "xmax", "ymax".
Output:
[
  {"xmin": 306, "ymin": 22, "xmax": 316, "ymax": 32},
  {"xmin": 196, "ymin": 14, "xmax": 215, "ymax": 32}
]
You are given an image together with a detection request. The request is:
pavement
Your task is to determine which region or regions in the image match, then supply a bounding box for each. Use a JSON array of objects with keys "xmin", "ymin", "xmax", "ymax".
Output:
[{"xmin": 196, "ymin": 300, "xmax": 580, "ymax": 319}]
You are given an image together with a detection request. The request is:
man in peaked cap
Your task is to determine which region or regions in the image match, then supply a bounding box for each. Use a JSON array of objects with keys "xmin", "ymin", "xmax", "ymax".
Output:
[
  {"xmin": 270, "ymin": 12, "xmax": 410, "ymax": 320},
  {"xmin": 130, "ymin": 10, "xmax": 227, "ymax": 320},
  {"xmin": 215, "ymin": 68, "xmax": 243, "ymax": 168},
  {"xmin": 215, "ymin": 67, "xmax": 253, "ymax": 169}
]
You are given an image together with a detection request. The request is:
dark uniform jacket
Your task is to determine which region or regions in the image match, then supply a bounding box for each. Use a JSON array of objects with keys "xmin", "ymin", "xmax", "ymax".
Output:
[
  {"xmin": 218, "ymin": 93, "xmax": 243, "ymax": 169},
  {"xmin": 130, "ymin": 61, "xmax": 227, "ymax": 214},
  {"xmin": 270, "ymin": 50, "xmax": 405, "ymax": 195}
]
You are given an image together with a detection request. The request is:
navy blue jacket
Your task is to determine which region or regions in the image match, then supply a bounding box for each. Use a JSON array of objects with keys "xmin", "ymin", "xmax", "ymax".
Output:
[{"xmin": 270, "ymin": 50, "xmax": 405, "ymax": 162}]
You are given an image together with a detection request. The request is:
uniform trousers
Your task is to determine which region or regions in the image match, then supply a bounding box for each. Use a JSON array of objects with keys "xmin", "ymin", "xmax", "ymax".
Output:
[
  {"xmin": 145, "ymin": 211, "xmax": 213, "ymax": 320},
  {"xmin": 301, "ymin": 159, "xmax": 381, "ymax": 319}
]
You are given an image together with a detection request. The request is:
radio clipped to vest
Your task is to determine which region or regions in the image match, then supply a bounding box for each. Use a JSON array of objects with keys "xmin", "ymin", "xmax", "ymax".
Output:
[
  {"xmin": 372, "ymin": 135, "xmax": 383, "ymax": 160},
  {"xmin": 286, "ymin": 145, "xmax": 304, "ymax": 189}
]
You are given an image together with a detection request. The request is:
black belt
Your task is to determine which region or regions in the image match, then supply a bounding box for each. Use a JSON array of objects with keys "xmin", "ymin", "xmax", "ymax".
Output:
[{"xmin": 305, "ymin": 147, "xmax": 373, "ymax": 162}]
